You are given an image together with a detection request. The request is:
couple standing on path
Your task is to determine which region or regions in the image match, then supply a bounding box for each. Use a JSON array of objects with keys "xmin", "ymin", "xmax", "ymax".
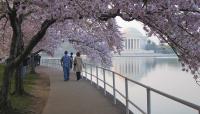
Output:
[{"xmin": 60, "ymin": 51, "xmax": 83, "ymax": 81}]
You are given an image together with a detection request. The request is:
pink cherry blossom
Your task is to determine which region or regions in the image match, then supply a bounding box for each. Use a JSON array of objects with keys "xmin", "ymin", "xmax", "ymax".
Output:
[{"xmin": 0, "ymin": 0, "xmax": 199, "ymax": 83}]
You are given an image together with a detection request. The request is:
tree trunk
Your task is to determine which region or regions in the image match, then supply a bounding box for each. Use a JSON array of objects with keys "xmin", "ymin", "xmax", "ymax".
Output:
[
  {"xmin": 30, "ymin": 55, "xmax": 36, "ymax": 74},
  {"xmin": 13, "ymin": 21, "xmax": 25, "ymax": 95},
  {"xmin": 13, "ymin": 64, "xmax": 24, "ymax": 95},
  {"xmin": 0, "ymin": 64, "xmax": 14, "ymax": 113},
  {"xmin": 0, "ymin": 10, "xmax": 22, "ymax": 112},
  {"xmin": 0, "ymin": 18, "xmax": 56, "ymax": 113}
]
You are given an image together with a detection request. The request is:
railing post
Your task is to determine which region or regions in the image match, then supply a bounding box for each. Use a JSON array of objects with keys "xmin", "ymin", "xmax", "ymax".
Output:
[
  {"xmin": 85, "ymin": 65, "xmax": 87, "ymax": 80},
  {"xmin": 125, "ymin": 78, "xmax": 129, "ymax": 114},
  {"xmin": 83, "ymin": 64, "xmax": 86, "ymax": 79},
  {"xmin": 46, "ymin": 59, "xmax": 49, "ymax": 66},
  {"xmin": 57, "ymin": 59, "xmax": 59, "ymax": 69},
  {"xmin": 90, "ymin": 65, "xmax": 92, "ymax": 84},
  {"xmin": 113, "ymin": 72, "xmax": 116, "ymax": 104},
  {"xmin": 147, "ymin": 88, "xmax": 151, "ymax": 114},
  {"xmin": 96, "ymin": 66, "xmax": 99, "ymax": 89},
  {"xmin": 103, "ymin": 69, "xmax": 106, "ymax": 95}
]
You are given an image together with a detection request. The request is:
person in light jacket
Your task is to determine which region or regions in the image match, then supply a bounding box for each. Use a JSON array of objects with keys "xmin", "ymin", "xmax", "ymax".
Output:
[{"xmin": 73, "ymin": 52, "xmax": 83, "ymax": 80}]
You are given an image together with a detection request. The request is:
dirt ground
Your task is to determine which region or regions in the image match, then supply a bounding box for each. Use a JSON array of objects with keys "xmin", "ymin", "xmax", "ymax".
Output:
[{"xmin": 29, "ymin": 72, "xmax": 50, "ymax": 114}]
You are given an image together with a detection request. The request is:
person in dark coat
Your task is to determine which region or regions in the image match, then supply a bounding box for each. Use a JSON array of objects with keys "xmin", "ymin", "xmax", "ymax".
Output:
[
  {"xmin": 70, "ymin": 52, "xmax": 73, "ymax": 69},
  {"xmin": 22, "ymin": 57, "xmax": 30, "ymax": 77},
  {"xmin": 37, "ymin": 54, "xmax": 41, "ymax": 65}
]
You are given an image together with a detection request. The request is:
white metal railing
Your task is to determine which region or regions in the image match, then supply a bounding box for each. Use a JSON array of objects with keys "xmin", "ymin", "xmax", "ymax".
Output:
[
  {"xmin": 41, "ymin": 58, "xmax": 61, "ymax": 69},
  {"xmin": 83, "ymin": 63, "xmax": 200, "ymax": 114},
  {"xmin": 41, "ymin": 58, "xmax": 200, "ymax": 114}
]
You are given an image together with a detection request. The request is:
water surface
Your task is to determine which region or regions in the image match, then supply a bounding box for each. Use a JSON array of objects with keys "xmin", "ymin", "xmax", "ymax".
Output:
[{"xmin": 110, "ymin": 57, "xmax": 200, "ymax": 114}]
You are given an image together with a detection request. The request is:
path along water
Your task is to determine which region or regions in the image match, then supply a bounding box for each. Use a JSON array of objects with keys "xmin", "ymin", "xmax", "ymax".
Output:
[{"xmin": 37, "ymin": 66, "xmax": 125, "ymax": 114}]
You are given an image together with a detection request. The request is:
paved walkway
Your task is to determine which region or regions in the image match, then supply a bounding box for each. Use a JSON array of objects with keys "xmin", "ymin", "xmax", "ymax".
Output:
[{"xmin": 37, "ymin": 66, "xmax": 124, "ymax": 114}]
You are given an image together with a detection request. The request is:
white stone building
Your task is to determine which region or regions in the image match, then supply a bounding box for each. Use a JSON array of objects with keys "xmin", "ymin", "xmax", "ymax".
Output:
[{"xmin": 118, "ymin": 28, "xmax": 154, "ymax": 56}]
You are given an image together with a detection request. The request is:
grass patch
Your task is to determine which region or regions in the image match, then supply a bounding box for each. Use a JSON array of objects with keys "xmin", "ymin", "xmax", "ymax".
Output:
[
  {"xmin": 11, "ymin": 73, "xmax": 38, "ymax": 113},
  {"xmin": 0, "ymin": 64, "xmax": 39, "ymax": 114},
  {"xmin": 24, "ymin": 73, "xmax": 39, "ymax": 93},
  {"xmin": 0, "ymin": 64, "xmax": 4, "ymax": 87},
  {"xmin": 10, "ymin": 95, "xmax": 32, "ymax": 114}
]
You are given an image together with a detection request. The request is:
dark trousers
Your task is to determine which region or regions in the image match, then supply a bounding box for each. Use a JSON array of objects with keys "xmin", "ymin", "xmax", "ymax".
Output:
[{"xmin": 76, "ymin": 72, "xmax": 81, "ymax": 80}]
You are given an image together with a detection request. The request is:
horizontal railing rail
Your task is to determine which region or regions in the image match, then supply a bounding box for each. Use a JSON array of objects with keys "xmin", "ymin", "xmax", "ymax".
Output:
[
  {"xmin": 84, "ymin": 63, "xmax": 200, "ymax": 114},
  {"xmin": 41, "ymin": 58, "xmax": 200, "ymax": 114}
]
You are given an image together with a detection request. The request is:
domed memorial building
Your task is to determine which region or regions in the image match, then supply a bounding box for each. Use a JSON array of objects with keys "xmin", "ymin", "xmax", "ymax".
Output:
[{"xmin": 116, "ymin": 28, "xmax": 154, "ymax": 56}]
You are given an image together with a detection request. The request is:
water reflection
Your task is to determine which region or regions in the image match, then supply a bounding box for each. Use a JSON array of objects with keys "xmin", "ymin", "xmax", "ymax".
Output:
[
  {"xmin": 111, "ymin": 57, "xmax": 200, "ymax": 114},
  {"xmin": 112, "ymin": 57, "xmax": 154, "ymax": 80},
  {"xmin": 112, "ymin": 57, "xmax": 179, "ymax": 81}
]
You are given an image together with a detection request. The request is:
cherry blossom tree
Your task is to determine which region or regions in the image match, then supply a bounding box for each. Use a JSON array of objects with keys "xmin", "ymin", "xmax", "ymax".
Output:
[
  {"xmin": 0, "ymin": 0, "xmax": 122, "ymax": 112},
  {"xmin": 98, "ymin": 0, "xmax": 200, "ymax": 84},
  {"xmin": 49, "ymin": 19, "xmax": 123, "ymax": 65},
  {"xmin": 0, "ymin": 0, "xmax": 199, "ymax": 113},
  {"xmin": 0, "ymin": 17, "xmax": 122, "ymax": 97}
]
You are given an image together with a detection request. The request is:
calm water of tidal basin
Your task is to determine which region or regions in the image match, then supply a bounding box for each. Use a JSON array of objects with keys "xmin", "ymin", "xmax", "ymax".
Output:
[{"xmin": 110, "ymin": 57, "xmax": 200, "ymax": 114}]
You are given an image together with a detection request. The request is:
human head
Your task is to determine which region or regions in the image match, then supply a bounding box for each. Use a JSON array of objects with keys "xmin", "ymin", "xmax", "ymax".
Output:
[
  {"xmin": 64, "ymin": 51, "xmax": 68, "ymax": 55},
  {"xmin": 70, "ymin": 52, "xmax": 73, "ymax": 55},
  {"xmin": 76, "ymin": 52, "xmax": 80, "ymax": 57}
]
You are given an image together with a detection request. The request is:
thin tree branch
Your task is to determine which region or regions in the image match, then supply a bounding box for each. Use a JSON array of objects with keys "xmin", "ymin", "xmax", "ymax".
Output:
[
  {"xmin": 74, "ymin": 0, "xmax": 89, "ymax": 15},
  {"xmin": 69, "ymin": 39, "xmax": 107, "ymax": 59},
  {"xmin": 180, "ymin": 9, "xmax": 200, "ymax": 13},
  {"xmin": 32, "ymin": 49, "xmax": 45, "ymax": 55},
  {"xmin": 141, "ymin": 16, "xmax": 187, "ymax": 52},
  {"xmin": 5, "ymin": 0, "xmax": 12, "ymax": 12},
  {"xmin": 99, "ymin": 8, "xmax": 136, "ymax": 22},
  {"xmin": 1, "ymin": 17, "xmax": 8, "ymax": 42},
  {"xmin": 177, "ymin": 24, "xmax": 195, "ymax": 38},
  {"xmin": 19, "ymin": 10, "xmax": 36, "ymax": 23},
  {"xmin": 0, "ymin": 14, "xmax": 6, "ymax": 21}
]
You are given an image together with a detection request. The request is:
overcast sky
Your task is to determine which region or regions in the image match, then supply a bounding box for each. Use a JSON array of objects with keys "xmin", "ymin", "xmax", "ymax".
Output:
[{"xmin": 115, "ymin": 17, "xmax": 160, "ymax": 44}]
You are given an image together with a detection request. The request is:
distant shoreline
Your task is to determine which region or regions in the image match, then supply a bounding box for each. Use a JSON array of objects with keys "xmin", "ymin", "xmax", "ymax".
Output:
[{"xmin": 112, "ymin": 53, "xmax": 178, "ymax": 58}]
